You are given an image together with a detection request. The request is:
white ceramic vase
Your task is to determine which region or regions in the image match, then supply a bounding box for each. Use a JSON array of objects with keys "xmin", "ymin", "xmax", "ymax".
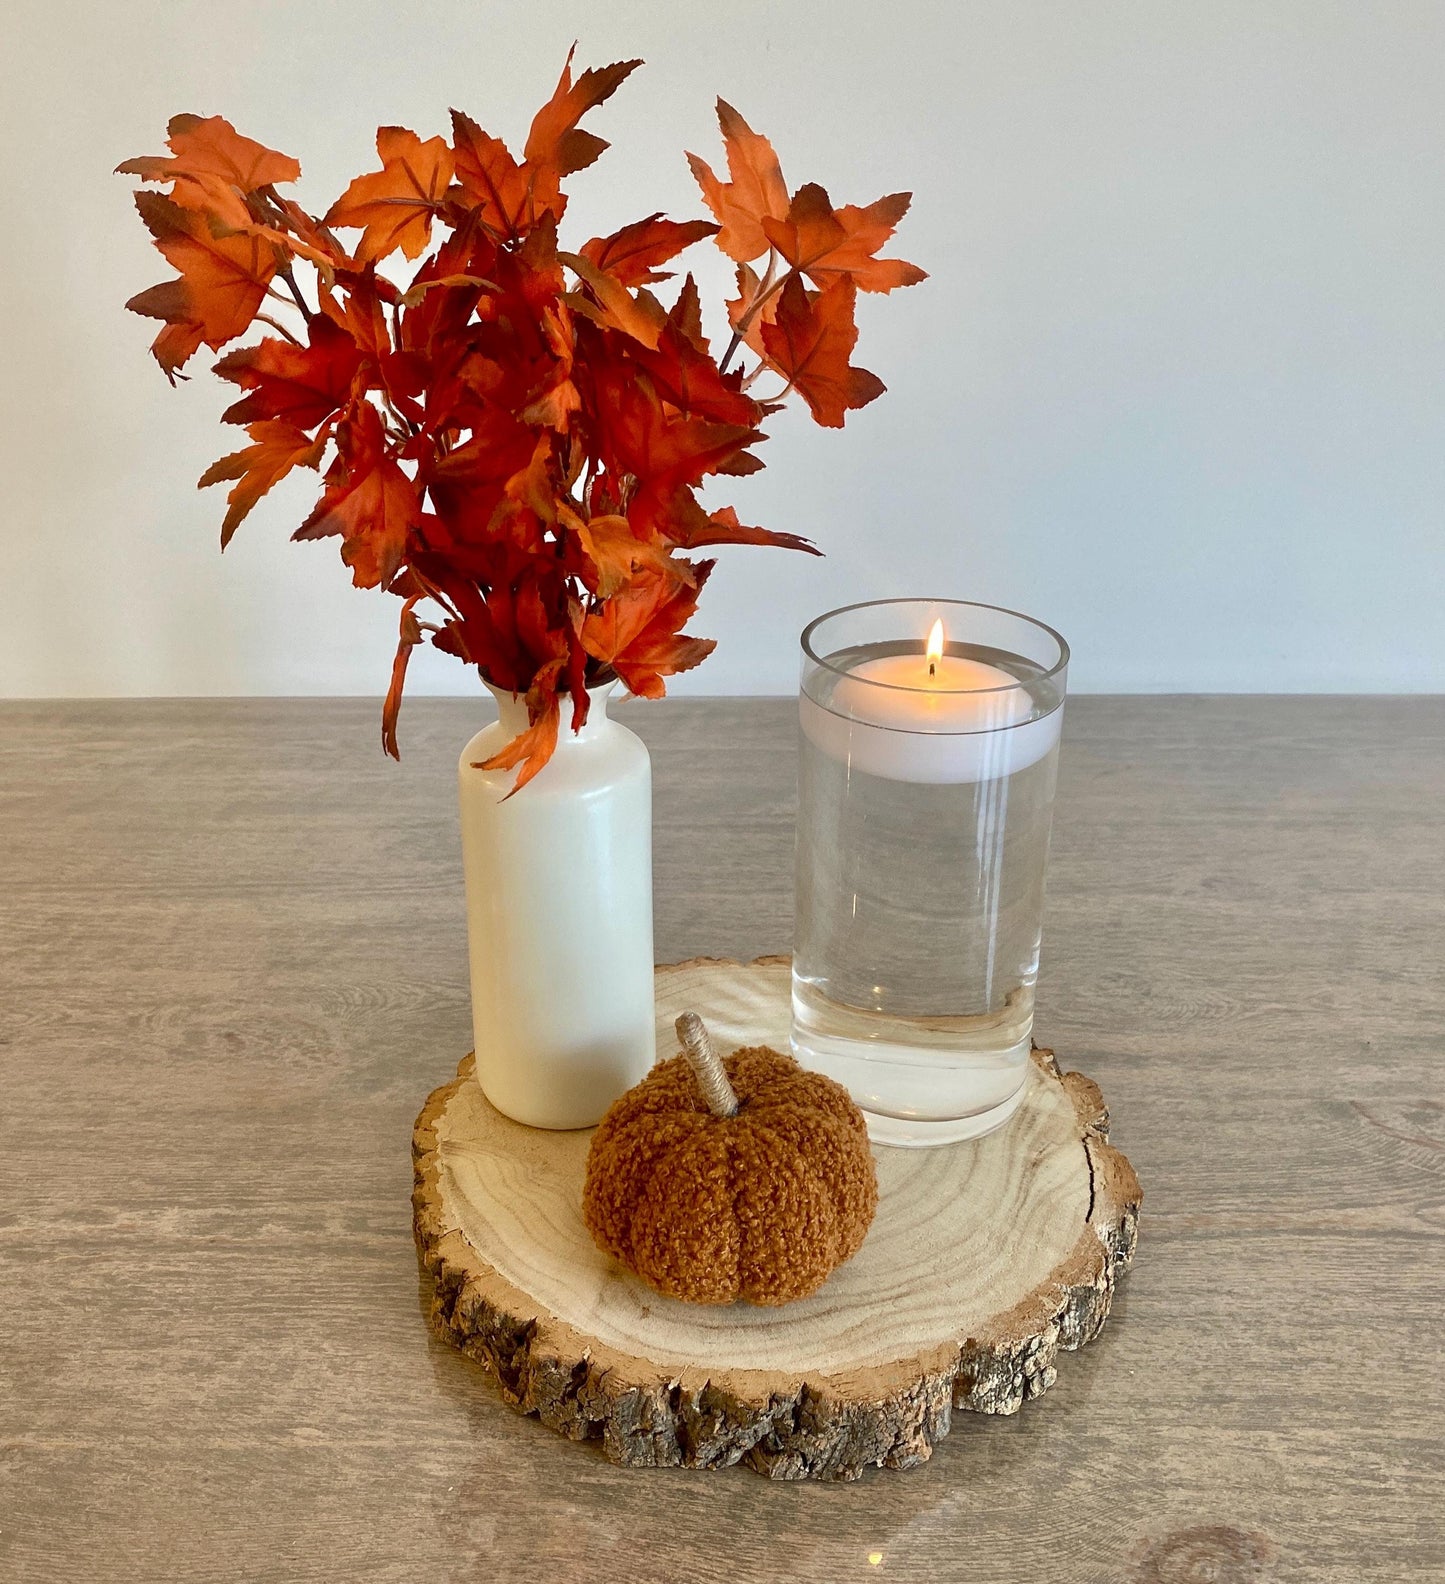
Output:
[{"xmin": 458, "ymin": 683, "xmax": 655, "ymax": 1129}]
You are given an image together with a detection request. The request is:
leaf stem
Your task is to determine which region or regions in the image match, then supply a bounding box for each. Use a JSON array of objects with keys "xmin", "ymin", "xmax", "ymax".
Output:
[
  {"xmin": 254, "ymin": 313, "xmax": 303, "ymax": 346},
  {"xmin": 719, "ymin": 250, "xmax": 784, "ymax": 375},
  {"xmin": 410, "ymin": 568, "xmax": 464, "ymax": 625},
  {"xmin": 279, "ymin": 268, "xmax": 313, "ymax": 319},
  {"xmin": 381, "ymin": 392, "xmax": 416, "ymax": 437}
]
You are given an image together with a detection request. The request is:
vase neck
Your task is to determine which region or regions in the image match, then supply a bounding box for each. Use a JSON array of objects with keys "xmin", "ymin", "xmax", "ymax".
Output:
[{"xmin": 485, "ymin": 682, "xmax": 615, "ymax": 741}]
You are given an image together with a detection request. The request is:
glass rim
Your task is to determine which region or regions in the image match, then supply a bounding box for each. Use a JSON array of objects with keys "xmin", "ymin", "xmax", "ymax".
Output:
[{"xmin": 799, "ymin": 597, "xmax": 1070, "ymax": 697}]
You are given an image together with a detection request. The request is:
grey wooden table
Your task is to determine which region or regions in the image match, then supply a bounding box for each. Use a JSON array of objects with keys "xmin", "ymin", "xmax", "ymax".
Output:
[{"xmin": 2, "ymin": 697, "xmax": 1441, "ymax": 1583}]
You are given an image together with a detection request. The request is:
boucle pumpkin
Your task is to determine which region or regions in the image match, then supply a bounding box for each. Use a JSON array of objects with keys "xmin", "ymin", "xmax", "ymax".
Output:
[{"xmin": 582, "ymin": 1013, "xmax": 878, "ymax": 1305}]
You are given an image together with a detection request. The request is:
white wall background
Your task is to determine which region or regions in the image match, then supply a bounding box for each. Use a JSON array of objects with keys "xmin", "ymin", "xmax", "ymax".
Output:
[{"xmin": 3, "ymin": 0, "xmax": 1442, "ymax": 699}]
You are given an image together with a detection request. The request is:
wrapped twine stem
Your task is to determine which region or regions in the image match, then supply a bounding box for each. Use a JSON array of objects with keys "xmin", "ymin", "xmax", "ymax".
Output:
[{"xmin": 675, "ymin": 1012, "xmax": 739, "ymax": 1118}]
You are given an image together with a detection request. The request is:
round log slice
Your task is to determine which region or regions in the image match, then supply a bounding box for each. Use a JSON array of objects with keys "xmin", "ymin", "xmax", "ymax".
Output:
[{"xmin": 412, "ymin": 957, "xmax": 1141, "ymax": 1480}]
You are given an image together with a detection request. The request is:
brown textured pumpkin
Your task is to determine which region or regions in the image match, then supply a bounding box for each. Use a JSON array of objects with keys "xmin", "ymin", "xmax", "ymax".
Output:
[{"xmin": 582, "ymin": 1013, "xmax": 878, "ymax": 1305}]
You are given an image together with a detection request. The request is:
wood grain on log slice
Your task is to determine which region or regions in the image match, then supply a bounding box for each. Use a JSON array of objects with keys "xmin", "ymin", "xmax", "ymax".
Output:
[{"xmin": 412, "ymin": 957, "xmax": 1141, "ymax": 1480}]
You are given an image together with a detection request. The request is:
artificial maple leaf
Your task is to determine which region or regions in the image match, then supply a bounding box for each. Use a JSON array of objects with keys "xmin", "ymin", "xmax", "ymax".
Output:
[
  {"xmin": 118, "ymin": 114, "xmax": 300, "ymax": 233},
  {"xmin": 198, "ymin": 419, "xmax": 327, "ymax": 547},
  {"xmin": 579, "ymin": 214, "xmax": 718, "ymax": 286},
  {"xmin": 503, "ymin": 434, "xmax": 560, "ymax": 522},
  {"xmin": 124, "ymin": 293, "xmax": 205, "ymax": 377},
  {"xmin": 452, "ymin": 581, "xmax": 590, "ymax": 734},
  {"xmin": 630, "ymin": 302, "xmax": 761, "ymax": 427},
  {"xmin": 520, "ymin": 581, "xmax": 574, "ymax": 689},
  {"xmin": 440, "ymin": 220, "xmax": 568, "ymax": 422},
  {"xmin": 759, "ymin": 274, "xmax": 884, "ymax": 428},
  {"xmin": 524, "ymin": 52, "xmax": 642, "ymax": 182},
  {"xmin": 502, "ymin": 213, "xmax": 568, "ymax": 315},
  {"xmin": 762, "ymin": 183, "xmax": 927, "ymax": 293},
  {"xmin": 294, "ymin": 401, "xmax": 422, "ymax": 586},
  {"xmin": 319, "ymin": 267, "xmax": 397, "ymax": 362},
  {"xmin": 127, "ymin": 191, "xmax": 281, "ymax": 375},
  {"xmin": 561, "ymin": 253, "xmax": 666, "ymax": 349},
  {"xmin": 448, "ymin": 53, "xmax": 638, "ymax": 242},
  {"xmin": 420, "ymin": 569, "xmax": 526, "ymax": 688},
  {"xmin": 477, "ymin": 693, "xmax": 561, "ymax": 794},
  {"xmin": 423, "ymin": 406, "xmax": 538, "ymax": 542},
  {"xmin": 519, "ymin": 300, "xmax": 582, "ymax": 431},
  {"xmin": 724, "ymin": 261, "xmax": 775, "ymax": 360},
  {"xmin": 687, "ymin": 100, "xmax": 788, "ymax": 263},
  {"xmin": 382, "ymin": 595, "xmax": 423, "ymax": 759},
  {"xmin": 669, "ymin": 273, "xmax": 706, "ymax": 352},
  {"xmin": 325, "ymin": 127, "xmax": 454, "ymax": 263},
  {"xmin": 562, "ymin": 618, "xmax": 591, "ymax": 728},
  {"xmin": 261, "ymin": 190, "xmax": 350, "ymax": 271},
  {"xmin": 665, "ymin": 502, "xmax": 818, "ymax": 557},
  {"xmin": 521, "ymin": 377, "xmax": 582, "ymax": 433},
  {"xmin": 582, "ymin": 562, "xmax": 716, "ymax": 698},
  {"xmin": 592, "ymin": 365, "xmax": 761, "ymax": 494},
  {"xmin": 449, "ymin": 109, "xmax": 534, "ymax": 239},
  {"xmin": 393, "ymin": 226, "xmax": 498, "ymax": 427},
  {"xmin": 214, "ymin": 315, "xmax": 362, "ymax": 427},
  {"xmin": 560, "ymin": 504, "xmax": 678, "ymax": 598}
]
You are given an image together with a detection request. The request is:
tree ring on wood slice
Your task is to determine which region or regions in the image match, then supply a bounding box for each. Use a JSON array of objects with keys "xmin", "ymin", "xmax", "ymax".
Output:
[{"xmin": 412, "ymin": 956, "xmax": 1142, "ymax": 1481}]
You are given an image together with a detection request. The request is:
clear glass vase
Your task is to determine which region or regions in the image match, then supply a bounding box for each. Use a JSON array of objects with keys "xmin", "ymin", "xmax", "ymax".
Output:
[{"xmin": 791, "ymin": 599, "xmax": 1069, "ymax": 1147}]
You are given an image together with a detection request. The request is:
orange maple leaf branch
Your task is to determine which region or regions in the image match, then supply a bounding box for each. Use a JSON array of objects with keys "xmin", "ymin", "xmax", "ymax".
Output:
[{"xmin": 121, "ymin": 59, "xmax": 923, "ymax": 784}]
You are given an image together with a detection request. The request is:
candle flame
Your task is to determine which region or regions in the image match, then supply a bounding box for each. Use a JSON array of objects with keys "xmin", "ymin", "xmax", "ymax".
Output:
[{"xmin": 926, "ymin": 618, "xmax": 945, "ymax": 673}]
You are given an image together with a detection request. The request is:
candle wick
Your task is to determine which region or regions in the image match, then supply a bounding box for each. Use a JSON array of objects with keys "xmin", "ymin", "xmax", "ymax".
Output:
[{"xmin": 928, "ymin": 660, "xmax": 936, "ymax": 678}]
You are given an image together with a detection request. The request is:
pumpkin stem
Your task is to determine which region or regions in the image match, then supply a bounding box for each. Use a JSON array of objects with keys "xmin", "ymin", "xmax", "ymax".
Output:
[{"xmin": 675, "ymin": 1012, "xmax": 739, "ymax": 1119}]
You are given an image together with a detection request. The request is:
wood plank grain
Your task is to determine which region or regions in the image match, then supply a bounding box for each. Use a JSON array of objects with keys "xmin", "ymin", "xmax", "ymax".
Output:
[{"xmin": 1, "ymin": 697, "xmax": 1442, "ymax": 1581}]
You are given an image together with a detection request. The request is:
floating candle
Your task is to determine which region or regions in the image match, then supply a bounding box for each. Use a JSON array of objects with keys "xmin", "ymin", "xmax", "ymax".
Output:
[
  {"xmin": 832, "ymin": 619, "xmax": 1034, "ymax": 735},
  {"xmin": 800, "ymin": 617, "xmax": 1062, "ymax": 784}
]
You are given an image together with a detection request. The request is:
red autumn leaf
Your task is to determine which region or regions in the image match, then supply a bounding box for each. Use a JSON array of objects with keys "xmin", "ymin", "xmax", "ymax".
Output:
[
  {"xmin": 524, "ymin": 52, "xmax": 642, "ymax": 182},
  {"xmin": 669, "ymin": 273, "xmax": 706, "ymax": 352},
  {"xmin": 393, "ymin": 228, "xmax": 497, "ymax": 417},
  {"xmin": 502, "ymin": 314, "xmax": 581, "ymax": 435},
  {"xmin": 325, "ymin": 126, "xmax": 454, "ymax": 263},
  {"xmin": 261, "ymin": 190, "xmax": 351, "ymax": 270},
  {"xmin": 477, "ymin": 692, "xmax": 561, "ymax": 794},
  {"xmin": 214, "ymin": 315, "xmax": 363, "ymax": 427},
  {"xmin": 560, "ymin": 504, "xmax": 678, "ymax": 598},
  {"xmin": 126, "ymin": 191, "xmax": 280, "ymax": 375},
  {"xmin": 121, "ymin": 117, "xmax": 341, "ymax": 274},
  {"xmin": 687, "ymin": 100, "xmax": 789, "ymax": 263},
  {"xmin": 294, "ymin": 401, "xmax": 422, "ymax": 586},
  {"xmin": 318, "ymin": 273, "xmax": 393, "ymax": 363},
  {"xmin": 449, "ymin": 109, "xmax": 535, "ymax": 239},
  {"xmin": 629, "ymin": 298, "xmax": 762, "ymax": 427},
  {"xmin": 581, "ymin": 562, "xmax": 716, "ymax": 698},
  {"xmin": 420, "ymin": 568, "xmax": 529, "ymax": 688},
  {"xmin": 560, "ymin": 252, "xmax": 666, "ymax": 349},
  {"xmin": 667, "ymin": 503, "xmax": 818, "ymax": 557},
  {"xmin": 501, "ymin": 581, "xmax": 573, "ymax": 694},
  {"xmin": 382, "ymin": 595, "xmax": 423, "ymax": 759},
  {"xmin": 455, "ymin": 580, "xmax": 578, "ymax": 791},
  {"xmin": 579, "ymin": 214, "xmax": 718, "ymax": 286},
  {"xmin": 760, "ymin": 274, "xmax": 885, "ymax": 428},
  {"xmin": 520, "ymin": 350, "xmax": 582, "ymax": 432},
  {"xmin": 423, "ymin": 405, "xmax": 539, "ymax": 541},
  {"xmin": 593, "ymin": 365, "xmax": 762, "ymax": 494},
  {"xmin": 118, "ymin": 114, "xmax": 300, "ymax": 232},
  {"xmin": 198, "ymin": 420, "xmax": 328, "ymax": 547},
  {"xmin": 448, "ymin": 52, "xmax": 638, "ymax": 242},
  {"xmin": 723, "ymin": 261, "xmax": 780, "ymax": 364},
  {"xmin": 503, "ymin": 434, "xmax": 560, "ymax": 522},
  {"xmin": 762, "ymin": 183, "xmax": 927, "ymax": 294}
]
